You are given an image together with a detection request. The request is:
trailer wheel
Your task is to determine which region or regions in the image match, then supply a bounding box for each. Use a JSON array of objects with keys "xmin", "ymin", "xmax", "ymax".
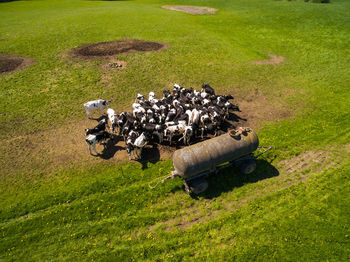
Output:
[
  {"xmin": 189, "ymin": 178, "xmax": 208, "ymax": 195},
  {"xmin": 240, "ymin": 159, "xmax": 256, "ymax": 175}
]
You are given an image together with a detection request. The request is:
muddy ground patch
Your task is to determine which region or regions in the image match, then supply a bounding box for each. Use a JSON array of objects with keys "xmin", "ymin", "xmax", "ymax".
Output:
[
  {"xmin": 0, "ymin": 54, "xmax": 34, "ymax": 74},
  {"xmin": 69, "ymin": 39, "xmax": 168, "ymax": 60},
  {"xmin": 162, "ymin": 5, "xmax": 218, "ymax": 15}
]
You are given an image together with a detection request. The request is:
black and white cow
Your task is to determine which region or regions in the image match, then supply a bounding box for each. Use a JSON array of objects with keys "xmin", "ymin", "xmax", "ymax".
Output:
[
  {"xmin": 84, "ymin": 99, "xmax": 110, "ymax": 119},
  {"xmin": 201, "ymin": 83, "xmax": 215, "ymax": 96},
  {"xmin": 149, "ymin": 91, "xmax": 159, "ymax": 104},
  {"xmin": 132, "ymin": 132, "xmax": 148, "ymax": 160},
  {"xmin": 85, "ymin": 119, "xmax": 107, "ymax": 136},
  {"xmin": 164, "ymin": 120, "xmax": 186, "ymax": 145},
  {"xmin": 182, "ymin": 125, "xmax": 193, "ymax": 145},
  {"xmin": 86, "ymin": 130, "xmax": 112, "ymax": 155},
  {"xmin": 135, "ymin": 93, "xmax": 145, "ymax": 103},
  {"xmin": 85, "ymin": 83, "xmax": 240, "ymax": 158},
  {"xmin": 142, "ymin": 123, "xmax": 165, "ymax": 143},
  {"xmin": 126, "ymin": 130, "xmax": 139, "ymax": 160},
  {"xmin": 201, "ymin": 122, "xmax": 220, "ymax": 138}
]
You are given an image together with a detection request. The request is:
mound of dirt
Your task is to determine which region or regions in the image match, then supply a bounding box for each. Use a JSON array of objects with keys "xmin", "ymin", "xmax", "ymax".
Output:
[
  {"xmin": 255, "ymin": 54, "xmax": 285, "ymax": 65},
  {"xmin": 0, "ymin": 54, "xmax": 34, "ymax": 74},
  {"xmin": 70, "ymin": 40, "xmax": 167, "ymax": 59},
  {"xmin": 101, "ymin": 60, "xmax": 127, "ymax": 70},
  {"xmin": 162, "ymin": 5, "xmax": 218, "ymax": 15}
]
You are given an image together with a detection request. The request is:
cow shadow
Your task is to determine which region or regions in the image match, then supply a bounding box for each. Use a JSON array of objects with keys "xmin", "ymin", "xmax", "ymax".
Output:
[
  {"xmin": 137, "ymin": 144, "xmax": 161, "ymax": 169},
  {"xmin": 228, "ymin": 112, "xmax": 247, "ymax": 123},
  {"xmin": 90, "ymin": 115, "xmax": 108, "ymax": 122},
  {"xmin": 180, "ymin": 158, "xmax": 279, "ymax": 199},
  {"xmin": 98, "ymin": 136, "xmax": 124, "ymax": 159},
  {"xmin": 219, "ymin": 113, "xmax": 247, "ymax": 134}
]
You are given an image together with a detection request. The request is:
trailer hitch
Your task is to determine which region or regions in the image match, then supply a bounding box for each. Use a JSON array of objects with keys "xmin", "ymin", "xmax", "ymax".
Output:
[
  {"xmin": 148, "ymin": 171, "xmax": 179, "ymax": 189},
  {"xmin": 254, "ymin": 146, "xmax": 273, "ymax": 159}
]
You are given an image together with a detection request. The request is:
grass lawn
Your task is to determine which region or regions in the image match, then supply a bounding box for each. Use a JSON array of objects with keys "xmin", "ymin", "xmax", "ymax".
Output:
[{"xmin": 1, "ymin": 0, "xmax": 350, "ymax": 260}]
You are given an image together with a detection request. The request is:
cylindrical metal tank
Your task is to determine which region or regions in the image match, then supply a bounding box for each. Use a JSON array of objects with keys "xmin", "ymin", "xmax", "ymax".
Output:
[{"xmin": 172, "ymin": 128, "xmax": 259, "ymax": 179}]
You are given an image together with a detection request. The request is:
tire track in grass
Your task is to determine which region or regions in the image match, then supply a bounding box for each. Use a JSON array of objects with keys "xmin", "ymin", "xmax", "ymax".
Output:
[
  {"xmin": 1, "ymin": 149, "xmax": 348, "ymax": 259},
  {"xmin": 0, "ymin": 172, "xmax": 180, "ymax": 229},
  {"xmin": 2, "ymin": 145, "xmax": 347, "ymax": 232},
  {"xmin": 0, "ymin": 163, "xmax": 173, "ymax": 221},
  {"xmin": 148, "ymin": 145, "xmax": 348, "ymax": 232},
  {"xmin": 2, "ymin": 147, "xmax": 348, "ymax": 247},
  {"xmin": 0, "ymin": 181, "xmax": 182, "ymax": 256}
]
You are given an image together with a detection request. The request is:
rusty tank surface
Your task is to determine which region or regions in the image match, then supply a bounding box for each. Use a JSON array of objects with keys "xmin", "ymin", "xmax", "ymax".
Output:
[{"xmin": 171, "ymin": 128, "xmax": 259, "ymax": 194}]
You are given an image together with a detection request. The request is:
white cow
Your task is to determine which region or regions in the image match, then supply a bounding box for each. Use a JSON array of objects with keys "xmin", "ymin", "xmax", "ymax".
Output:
[
  {"xmin": 132, "ymin": 102, "xmax": 141, "ymax": 110},
  {"xmin": 149, "ymin": 91, "xmax": 158, "ymax": 104},
  {"xmin": 107, "ymin": 108, "xmax": 118, "ymax": 132},
  {"xmin": 84, "ymin": 99, "xmax": 110, "ymax": 119},
  {"xmin": 200, "ymin": 92, "xmax": 209, "ymax": 99},
  {"xmin": 191, "ymin": 108, "xmax": 200, "ymax": 125},
  {"xmin": 185, "ymin": 110, "xmax": 193, "ymax": 125},
  {"xmin": 202, "ymin": 99, "xmax": 210, "ymax": 106},
  {"xmin": 185, "ymin": 109, "xmax": 200, "ymax": 126},
  {"xmin": 133, "ymin": 133, "xmax": 148, "ymax": 160},
  {"xmin": 194, "ymin": 90, "xmax": 200, "ymax": 97}
]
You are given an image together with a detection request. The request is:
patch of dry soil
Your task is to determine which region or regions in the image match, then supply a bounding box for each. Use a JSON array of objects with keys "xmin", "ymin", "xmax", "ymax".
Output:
[
  {"xmin": 0, "ymin": 54, "xmax": 34, "ymax": 74},
  {"xmin": 0, "ymin": 118, "xmax": 176, "ymax": 180},
  {"xmin": 0, "ymin": 89, "xmax": 293, "ymax": 180},
  {"xmin": 162, "ymin": 5, "xmax": 218, "ymax": 15},
  {"xmin": 236, "ymin": 88, "xmax": 292, "ymax": 129},
  {"xmin": 69, "ymin": 39, "xmax": 167, "ymax": 60},
  {"xmin": 255, "ymin": 54, "xmax": 285, "ymax": 65}
]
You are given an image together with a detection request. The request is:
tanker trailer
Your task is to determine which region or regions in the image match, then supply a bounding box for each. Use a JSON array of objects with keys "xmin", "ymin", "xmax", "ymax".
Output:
[{"xmin": 171, "ymin": 127, "xmax": 259, "ymax": 194}]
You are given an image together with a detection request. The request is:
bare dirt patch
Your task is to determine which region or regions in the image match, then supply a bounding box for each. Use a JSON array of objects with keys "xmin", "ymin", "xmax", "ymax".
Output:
[
  {"xmin": 162, "ymin": 5, "xmax": 218, "ymax": 15},
  {"xmin": 0, "ymin": 54, "xmax": 34, "ymax": 74},
  {"xmin": 0, "ymin": 88, "xmax": 292, "ymax": 180},
  {"xmin": 0, "ymin": 118, "xmax": 178, "ymax": 181},
  {"xmin": 254, "ymin": 54, "xmax": 285, "ymax": 65},
  {"xmin": 69, "ymin": 39, "xmax": 167, "ymax": 60},
  {"xmin": 235, "ymin": 88, "xmax": 292, "ymax": 129}
]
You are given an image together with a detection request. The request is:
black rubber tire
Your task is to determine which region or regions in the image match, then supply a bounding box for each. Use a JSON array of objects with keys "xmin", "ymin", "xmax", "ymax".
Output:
[
  {"xmin": 189, "ymin": 178, "xmax": 209, "ymax": 195},
  {"xmin": 240, "ymin": 159, "xmax": 256, "ymax": 175}
]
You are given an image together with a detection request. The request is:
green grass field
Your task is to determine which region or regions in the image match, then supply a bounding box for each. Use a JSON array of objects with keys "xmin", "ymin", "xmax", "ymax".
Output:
[{"xmin": 1, "ymin": 0, "xmax": 350, "ymax": 260}]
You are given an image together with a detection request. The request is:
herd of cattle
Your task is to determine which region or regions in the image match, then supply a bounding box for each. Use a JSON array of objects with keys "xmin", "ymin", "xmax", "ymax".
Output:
[{"xmin": 84, "ymin": 83, "xmax": 241, "ymax": 160}]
